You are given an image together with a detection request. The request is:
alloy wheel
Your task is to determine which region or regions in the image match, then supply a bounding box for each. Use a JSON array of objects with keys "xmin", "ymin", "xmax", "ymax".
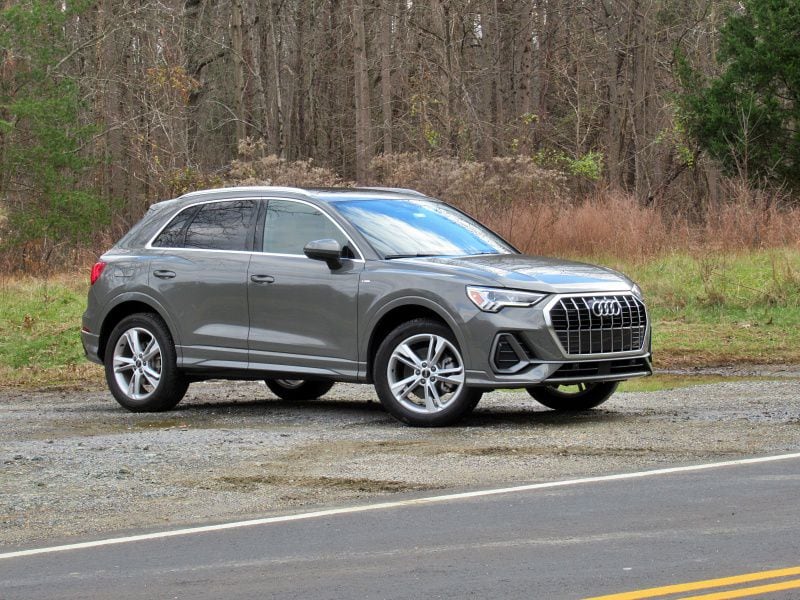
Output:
[
  {"xmin": 112, "ymin": 327, "xmax": 162, "ymax": 400},
  {"xmin": 386, "ymin": 333, "xmax": 465, "ymax": 414}
]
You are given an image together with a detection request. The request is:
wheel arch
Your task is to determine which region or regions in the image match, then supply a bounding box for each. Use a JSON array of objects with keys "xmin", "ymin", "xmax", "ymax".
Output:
[
  {"xmin": 98, "ymin": 296, "xmax": 178, "ymax": 362},
  {"xmin": 365, "ymin": 299, "xmax": 466, "ymax": 383}
]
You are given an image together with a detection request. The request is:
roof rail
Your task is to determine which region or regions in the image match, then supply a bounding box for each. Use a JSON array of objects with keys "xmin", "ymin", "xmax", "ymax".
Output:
[
  {"xmin": 178, "ymin": 186, "xmax": 312, "ymax": 198},
  {"xmin": 361, "ymin": 186, "xmax": 428, "ymax": 198}
]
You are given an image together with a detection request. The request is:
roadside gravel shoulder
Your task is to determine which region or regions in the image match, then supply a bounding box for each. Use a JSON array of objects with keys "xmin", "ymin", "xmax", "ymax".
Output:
[{"xmin": 2, "ymin": 377, "xmax": 800, "ymax": 548}]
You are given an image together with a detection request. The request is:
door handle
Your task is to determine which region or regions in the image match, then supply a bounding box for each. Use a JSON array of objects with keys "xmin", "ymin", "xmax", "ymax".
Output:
[
  {"xmin": 250, "ymin": 274, "xmax": 275, "ymax": 284},
  {"xmin": 153, "ymin": 270, "xmax": 176, "ymax": 279}
]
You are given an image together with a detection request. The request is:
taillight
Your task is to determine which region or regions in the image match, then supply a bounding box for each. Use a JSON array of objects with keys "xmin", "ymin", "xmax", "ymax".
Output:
[{"xmin": 90, "ymin": 261, "xmax": 107, "ymax": 285}]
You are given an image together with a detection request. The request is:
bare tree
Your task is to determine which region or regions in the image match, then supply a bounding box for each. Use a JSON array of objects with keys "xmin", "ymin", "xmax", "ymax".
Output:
[{"xmin": 352, "ymin": 0, "xmax": 372, "ymax": 181}]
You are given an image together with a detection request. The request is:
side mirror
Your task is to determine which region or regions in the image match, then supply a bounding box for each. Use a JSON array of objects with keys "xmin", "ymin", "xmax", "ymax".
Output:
[{"xmin": 303, "ymin": 239, "xmax": 342, "ymax": 269}]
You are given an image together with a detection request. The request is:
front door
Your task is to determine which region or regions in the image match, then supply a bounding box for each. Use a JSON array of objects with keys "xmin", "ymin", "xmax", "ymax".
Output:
[{"xmin": 247, "ymin": 199, "xmax": 362, "ymax": 378}]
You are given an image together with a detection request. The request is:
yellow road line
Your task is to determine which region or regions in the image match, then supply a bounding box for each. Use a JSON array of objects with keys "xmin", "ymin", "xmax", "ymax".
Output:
[
  {"xmin": 585, "ymin": 565, "xmax": 800, "ymax": 599},
  {"xmin": 681, "ymin": 578, "xmax": 800, "ymax": 599}
]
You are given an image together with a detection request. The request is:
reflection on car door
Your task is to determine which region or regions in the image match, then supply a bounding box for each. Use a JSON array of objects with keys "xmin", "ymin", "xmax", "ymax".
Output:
[{"xmin": 247, "ymin": 199, "xmax": 362, "ymax": 378}]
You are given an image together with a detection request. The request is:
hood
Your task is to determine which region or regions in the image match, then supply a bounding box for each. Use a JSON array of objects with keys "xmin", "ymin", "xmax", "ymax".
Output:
[{"xmin": 401, "ymin": 253, "xmax": 634, "ymax": 293}]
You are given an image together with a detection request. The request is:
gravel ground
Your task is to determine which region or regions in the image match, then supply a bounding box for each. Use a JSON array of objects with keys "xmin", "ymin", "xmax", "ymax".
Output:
[{"xmin": 2, "ymin": 374, "xmax": 800, "ymax": 548}]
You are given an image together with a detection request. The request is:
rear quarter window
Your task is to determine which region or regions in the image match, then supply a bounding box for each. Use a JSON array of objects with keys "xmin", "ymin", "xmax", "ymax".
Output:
[
  {"xmin": 153, "ymin": 201, "xmax": 258, "ymax": 251},
  {"xmin": 151, "ymin": 206, "xmax": 198, "ymax": 248}
]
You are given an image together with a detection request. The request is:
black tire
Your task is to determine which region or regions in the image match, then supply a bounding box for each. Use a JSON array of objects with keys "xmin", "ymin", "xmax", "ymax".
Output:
[
  {"xmin": 104, "ymin": 313, "xmax": 188, "ymax": 412},
  {"xmin": 373, "ymin": 318, "xmax": 482, "ymax": 427},
  {"xmin": 526, "ymin": 381, "xmax": 618, "ymax": 411},
  {"xmin": 264, "ymin": 379, "xmax": 334, "ymax": 401}
]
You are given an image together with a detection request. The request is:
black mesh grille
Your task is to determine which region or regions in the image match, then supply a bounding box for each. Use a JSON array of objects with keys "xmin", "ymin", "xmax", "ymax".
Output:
[
  {"xmin": 492, "ymin": 334, "xmax": 535, "ymax": 371},
  {"xmin": 548, "ymin": 295, "xmax": 647, "ymax": 355},
  {"xmin": 493, "ymin": 337, "xmax": 520, "ymax": 369}
]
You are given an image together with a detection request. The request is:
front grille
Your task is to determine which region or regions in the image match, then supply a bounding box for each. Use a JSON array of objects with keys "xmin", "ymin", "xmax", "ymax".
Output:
[{"xmin": 548, "ymin": 294, "xmax": 647, "ymax": 355}]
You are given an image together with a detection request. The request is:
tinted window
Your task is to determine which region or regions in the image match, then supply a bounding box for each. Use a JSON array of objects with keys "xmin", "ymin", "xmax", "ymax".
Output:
[
  {"xmin": 334, "ymin": 199, "xmax": 514, "ymax": 258},
  {"xmin": 151, "ymin": 206, "xmax": 198, "ymax": 248},
  {"xmin": 262, "ymin": 200, "xmax": 352, "ymax": 256},
  {"xmin": 183, "ymin": 200, "xmax": 257, "ymax": 251}
]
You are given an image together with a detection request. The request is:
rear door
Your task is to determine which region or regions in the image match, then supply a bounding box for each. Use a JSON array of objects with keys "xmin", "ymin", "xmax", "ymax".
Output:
[
  {"xmin": 247, "ymin": 199, "xmax": 362, "ymax": 378},
  {"xmin": 148, "ymin": 199, "xmax": 258, "ymax": 369}
]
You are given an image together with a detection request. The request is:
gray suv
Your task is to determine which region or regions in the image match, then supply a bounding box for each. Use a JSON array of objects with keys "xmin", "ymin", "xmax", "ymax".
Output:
[{"xmin": 82, "ymin": 187, "xmax": 651, "ymax": 426}]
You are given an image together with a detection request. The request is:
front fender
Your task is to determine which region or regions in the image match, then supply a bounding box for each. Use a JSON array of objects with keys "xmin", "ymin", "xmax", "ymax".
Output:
[{"xmin": 361, "ymin": 292, "xmax": 473, "ymax": 369}]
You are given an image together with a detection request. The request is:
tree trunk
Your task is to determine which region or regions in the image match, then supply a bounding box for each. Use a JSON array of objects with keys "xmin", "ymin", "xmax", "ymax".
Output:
[
  {"xmin": 352, "ymin": 0, "xmax": 372, "ymax": 181},
  {"xmin": 518, "ymin": 0, "xmax": 534, "ymax": 119},
  {"xmin": 631, "ymin": 1, "xmax": 654, "ymax": 202},
  {"xmin": 265, "ymin": 0, "xmax": 285, "ymax": 157},
  {"xmin": 231, "ymin": 0, "xmax": 246, "ymax": 147},
  {"xmin": 603, "ymin": 1, "xmax": 627, "ymax": 189},
  {"xmin": 245, "ymin": 0, "xmax": 268, "ymax": 140},
  {"xmin": 380, "ymin": 0, "xmax": 394, "ymax": 155}
]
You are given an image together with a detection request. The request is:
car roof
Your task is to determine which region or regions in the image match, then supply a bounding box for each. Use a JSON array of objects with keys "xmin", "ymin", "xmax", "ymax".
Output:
[{"xmin": 141, "ymin": 186, "xmax": 436, "ymax": 231}]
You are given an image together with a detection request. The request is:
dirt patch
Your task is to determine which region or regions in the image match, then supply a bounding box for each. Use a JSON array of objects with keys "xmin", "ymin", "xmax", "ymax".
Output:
[{"xmin": 197, "ymin": 474, "xmax": 433, "ymax": 494}]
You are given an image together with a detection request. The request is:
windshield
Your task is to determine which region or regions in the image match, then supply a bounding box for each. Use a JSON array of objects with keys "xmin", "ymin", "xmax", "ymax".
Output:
[{"xmin": 334, "ymin": 199, "xmax": 515, "ymax": 258}]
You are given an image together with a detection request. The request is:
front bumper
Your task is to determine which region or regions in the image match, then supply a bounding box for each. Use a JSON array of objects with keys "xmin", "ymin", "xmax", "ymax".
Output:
[
  {"xmin": 460, "ymin": 291, "xmax": 652, "ymax": 389},
  {"xmin": 465, "ymin": 354, "xmax": 652, "ymax": 388}
]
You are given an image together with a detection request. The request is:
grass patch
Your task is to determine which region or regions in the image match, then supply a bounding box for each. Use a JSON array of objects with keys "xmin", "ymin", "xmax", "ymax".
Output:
[
  {"xmin": 617, "ymin": 374, "xmax": 788, "ymax": 393},
  {"xmin": 0, "ymin": 274, "xmax": 104, "ymax": 389},
  {"xmin": 0, "ymin": 248, "xmax": 798, "ymax": 390},
  {"xmin": 598, "ymin": 248, "xmax": 800, "ymax": 368}
]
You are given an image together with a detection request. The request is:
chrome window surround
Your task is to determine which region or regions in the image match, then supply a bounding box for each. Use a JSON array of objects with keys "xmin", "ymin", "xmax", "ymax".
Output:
[
  {"xmin": 145, "ymin": 197, "xmax": 365, "ymax": 262},
  {"xmin": 542, "ymin": 291, "xmax": 649, "ymax": 360}
]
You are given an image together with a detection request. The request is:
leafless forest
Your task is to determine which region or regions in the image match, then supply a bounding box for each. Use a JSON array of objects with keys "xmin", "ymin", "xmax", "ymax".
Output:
[
  {"xmin": 88, "ymin": 0, "xmax": 724, "ymax": 203},
  {"xmin": 2, "ymin": 1, "xmax": 798, "ymax": 266}
]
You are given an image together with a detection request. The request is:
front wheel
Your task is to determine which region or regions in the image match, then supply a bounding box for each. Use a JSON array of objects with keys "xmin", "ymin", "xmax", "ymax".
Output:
[
  {"xmin": 264, "ymin": 379, "xmax": 334, "ymax": 401},
  {"xmin": 104, "ymin": 313, "xmax": 188, "ymax": 412},
  {"xmin": 526, "ymin": 381, "xmax": 618, "ymax": 411},
  {"xmin": 374, "ymin": 319, "xmax": 482, "ymax": 427}
]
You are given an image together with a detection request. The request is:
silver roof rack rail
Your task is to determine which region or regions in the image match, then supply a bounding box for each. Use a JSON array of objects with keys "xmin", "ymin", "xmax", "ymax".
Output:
[
  {"xmin": 178, "ymin": 186, "xmax": 312, "ymax": 198},
  {"xmin": 361, "ymin": 187, "xmax": 428, "ymax": 198}
]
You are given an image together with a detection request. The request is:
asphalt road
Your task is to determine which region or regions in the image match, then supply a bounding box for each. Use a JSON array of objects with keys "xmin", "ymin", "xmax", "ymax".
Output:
[{"xmin": 3, "ymin": 454, "xmax": 800, "ymax": 600}]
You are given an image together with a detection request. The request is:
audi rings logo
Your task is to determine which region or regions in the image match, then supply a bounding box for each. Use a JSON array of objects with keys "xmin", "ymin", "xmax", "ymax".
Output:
[{"xmin": 590, "ymin": 298, "xmax": 622, "ymax": 317}]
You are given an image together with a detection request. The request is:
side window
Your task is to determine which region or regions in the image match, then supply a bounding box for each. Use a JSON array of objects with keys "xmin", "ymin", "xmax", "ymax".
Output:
[
  {"xmin": 183, "ymin": 200, "xmax": 257, "ymax": 251},
  {"xmin": 151, "ymin": 206, "xmax": 197, "ymax": 248},
  {"xmin": 262, "ymin": 199, "xmax": 354, "ymax": 257}
]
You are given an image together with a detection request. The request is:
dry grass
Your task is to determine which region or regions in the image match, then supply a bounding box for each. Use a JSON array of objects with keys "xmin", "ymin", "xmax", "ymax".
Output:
[
  {"xmin": 0, "ymin": 363, "xmax": 103, "ymax": 390},
  {"xmin": 366, "ymin": 154, "xmax": 800, "ymax": 259},
  {"xmin": 467, "ymin": 189, "xmax": 800, "ymax": 260}
]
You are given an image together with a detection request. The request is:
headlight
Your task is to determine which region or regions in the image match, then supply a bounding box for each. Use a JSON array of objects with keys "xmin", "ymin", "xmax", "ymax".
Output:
[
  {"xmin": 631, "ymin": 283, "xmax": 644, "ymax": 300},
  {"xmin": 466, "ymin": 286, "xmax": 546, "ymax": 312}
]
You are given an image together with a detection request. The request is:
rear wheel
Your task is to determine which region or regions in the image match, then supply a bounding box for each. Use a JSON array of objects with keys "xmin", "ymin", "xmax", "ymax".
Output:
[
  {"xmin": 265, "ymin": 379, "xmax": 334, "ymax": 401},
  {"xmin": 104, "ymin": 313, "xmax": 188, "ymax": 412},
  {"xmin": 526, "ymin": 381, "xmax": 618, "ymax": 411},
  {"xmin": 374, "ymin": 319, "xmax": 482, "ymax": 427}
]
